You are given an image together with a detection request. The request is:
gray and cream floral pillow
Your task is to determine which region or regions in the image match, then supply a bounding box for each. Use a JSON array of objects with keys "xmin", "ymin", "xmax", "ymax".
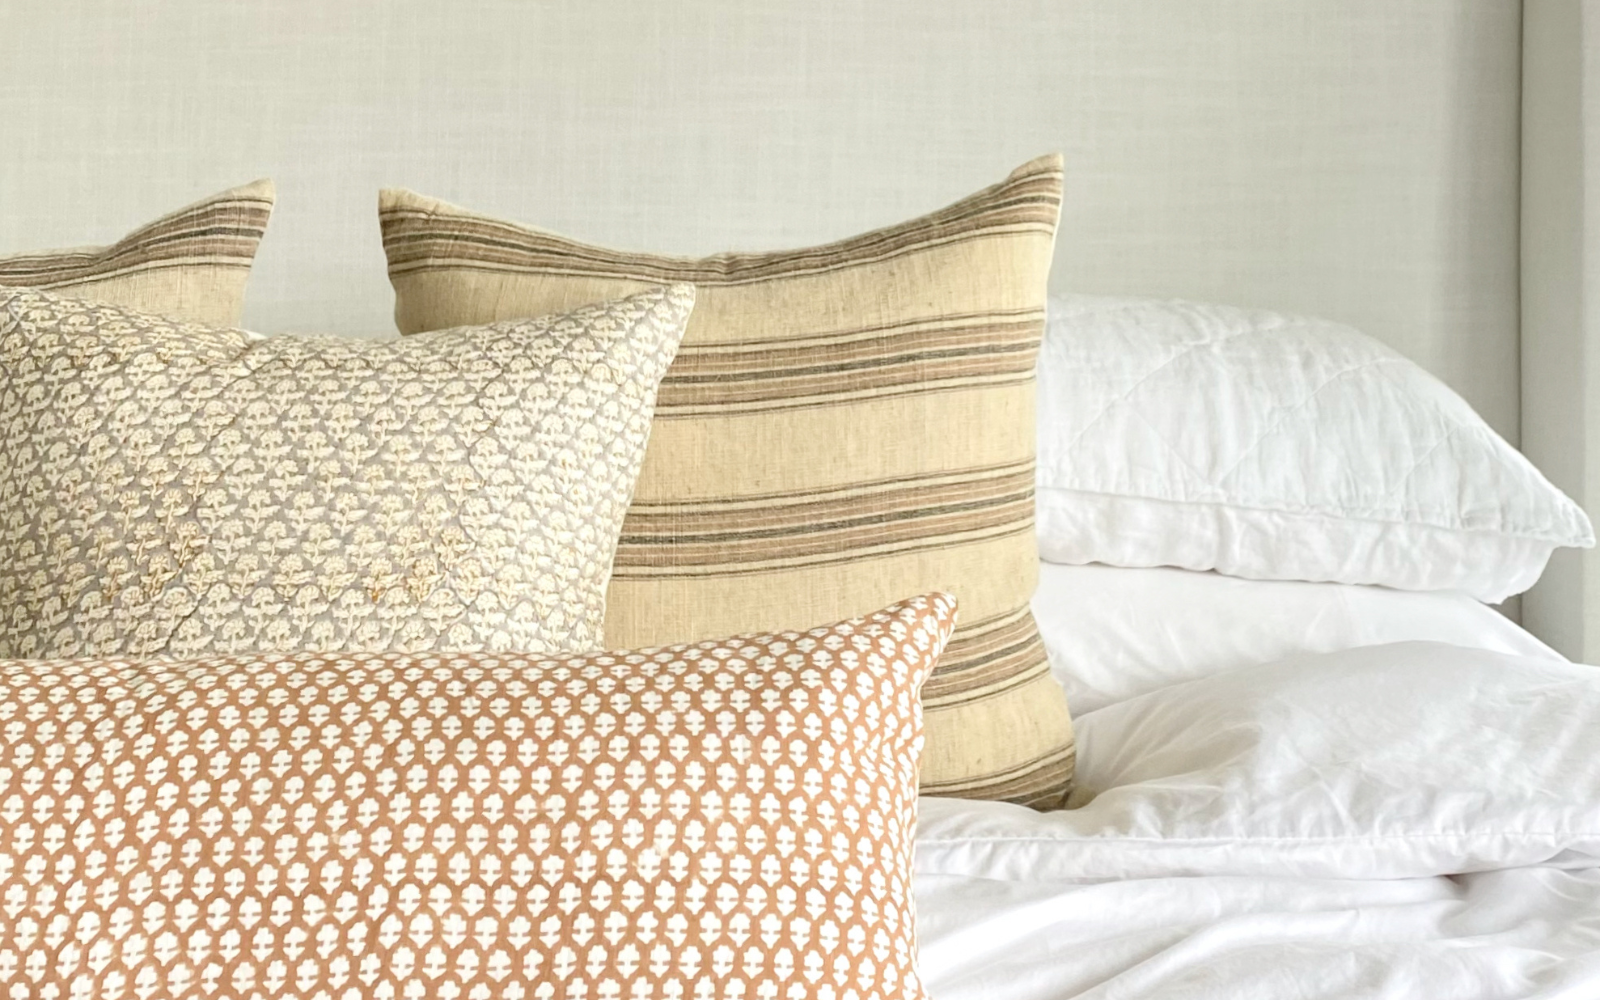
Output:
[{"xmin": 0, "ymin": 283, "xmax": 694, "ymax": 659}]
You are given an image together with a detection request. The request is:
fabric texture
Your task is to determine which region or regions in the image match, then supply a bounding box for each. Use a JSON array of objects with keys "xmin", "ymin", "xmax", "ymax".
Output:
[
  {"xmin": 1521, "ymin": 3, "xmax": 1600, "ymax": 662},
  {"xmin": 1036, "ymin": 294, "xmax": 1595, "ymax": 602},
  {"xmin": 917, "ymin": 641, "xmax": 1600, "ymax": 882},
  {"xmin": 0, "ymin": 180, "xmax": 274, "ymax": 327},
  {"xmin": 1032, "ymin": 562, "xmax": 1561, "ymax": 714},
  {"xmin": 378, "ymin": 155, "xmax": 1075, "ymax": 808},
  {"xmin": 912, "ymin": 637, "xmax": 1600, "ymax": 1000},
  {"xmin": 915, "ymin": 860, "xmax": 1600, "ymax": 1000},
  {"xmin": 0, "ymin": 592, "xmax": 954, "ymax": 1000},
  {"xmin": 0, "ymin": 283, "xmax": 693, "ymax": 659}
]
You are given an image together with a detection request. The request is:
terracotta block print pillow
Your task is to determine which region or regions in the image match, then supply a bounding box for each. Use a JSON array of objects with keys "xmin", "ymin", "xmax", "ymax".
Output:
[
  {"xmin": 0, "ymin": 592, "xmax": 955, "ymax": 1000},
  {"xmin": 0, "ymin": 180, "xmax": 275, "ymax": 327},
  {"xmin": 378, "ymin": 156, "xmax": 1074, "ymax": 808},
  {"xmin": 0, "ymin": 283, "xmax": 692, "ymax": 659}
]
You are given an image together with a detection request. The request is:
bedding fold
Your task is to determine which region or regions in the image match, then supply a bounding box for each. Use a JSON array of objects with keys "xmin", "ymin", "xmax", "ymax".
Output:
[
  {"xmin": 914, "ymin": 866, "xmax": 1600, "ymax": 1000},
  {"xmin": 912, "ymin": 640, "xmax": 1600, "ymax": 998},
  {"xmin": 916, "ymin": 642, "xmax": 1600, "ymax": 881}
]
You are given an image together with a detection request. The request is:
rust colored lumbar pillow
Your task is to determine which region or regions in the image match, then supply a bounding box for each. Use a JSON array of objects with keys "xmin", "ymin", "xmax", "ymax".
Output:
[
  {"xmin": 378, "ymin": 155, "xmax": 1075, "ymax": 808},
  {"xmin": 0, "ymin": 592, "xmax": 955, "ymax": 1000},
  {"xmin": 0, "ymin": 180, "xmax": 275, "ymax": 327}
]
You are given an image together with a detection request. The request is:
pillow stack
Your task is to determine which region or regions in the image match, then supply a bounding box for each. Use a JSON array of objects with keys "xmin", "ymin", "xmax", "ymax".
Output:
[
  {"xmin": 7, "ymin": 161, "xmax": 1597, "ymax": 999},
  {"xmin": 0, "ymin": 161, "xmax": 1099, "ymax": 998}
]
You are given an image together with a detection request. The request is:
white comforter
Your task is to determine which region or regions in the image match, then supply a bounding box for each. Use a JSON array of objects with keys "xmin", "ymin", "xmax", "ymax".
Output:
[
  {"xmin": 912, "ymin": 643, "xmax": 1600, "ymax": 1000},
  {"xmin": 917, "ymin": 866, "xmax": 1600, "ymax": 1000}
]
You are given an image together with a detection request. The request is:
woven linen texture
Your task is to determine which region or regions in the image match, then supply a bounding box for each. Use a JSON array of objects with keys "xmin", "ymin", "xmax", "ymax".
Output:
[
  {"xmin": 0, "ymin": 180, "xmax": 274, "ymax": 327},
  {"xmin": 380, "ymin": 156, "xmax": 1074, "ymax": 807}
]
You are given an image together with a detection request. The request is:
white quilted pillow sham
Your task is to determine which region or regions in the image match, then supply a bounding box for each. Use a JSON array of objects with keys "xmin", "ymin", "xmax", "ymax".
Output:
[{"xmin": 1036, "ymin": 295, "xmax": 1593, "ymax": 602}]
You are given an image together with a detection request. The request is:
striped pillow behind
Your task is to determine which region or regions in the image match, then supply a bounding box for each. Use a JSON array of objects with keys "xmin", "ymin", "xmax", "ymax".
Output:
[
  {"xmin": 379, "ymin": 155, "xmax": 1075, "ymax": 807},
  {"xmin": 0, "ymin": 180, "xmax": 274, "ymax": 327}
]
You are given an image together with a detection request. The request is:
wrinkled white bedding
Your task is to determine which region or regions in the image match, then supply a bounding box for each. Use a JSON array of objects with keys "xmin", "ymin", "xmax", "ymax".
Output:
[
  {"xmin": 913, "ymin": 643, "xmax": 1600, "ymax": 999},
  {"xmin": 916, "ymin": 866, "xmax": 1600, "ymax": 1000}
]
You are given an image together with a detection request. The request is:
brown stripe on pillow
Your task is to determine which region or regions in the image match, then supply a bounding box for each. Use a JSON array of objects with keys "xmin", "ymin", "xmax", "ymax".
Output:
[
  {"xmin": 615, "ymin": 462, "xmax": 1036, "ymax": 572},
  {"xmin": 379, "ymin": 155, "xmax": 1076, "ymax": 808},
  {"xmin": 924, "ymin": 605, "xmax": 1053, "ymax": 700},
  {"xmin": 0, "ymin": 180, "xmax": 274, "ymax": 327},
  {"xmin": 654, "ymin": 311, "xmax": 1042, "ymax": 414}
]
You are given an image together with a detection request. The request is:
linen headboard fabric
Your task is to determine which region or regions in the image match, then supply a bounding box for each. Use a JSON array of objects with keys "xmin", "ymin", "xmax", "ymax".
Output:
[
  {"xmin": 3, "ymin": 2, "xmax": 1564, "ymax": 640},
  {"xmin": 1521, "ymin": 0, "xmax": 1600, "ymax": 661}
]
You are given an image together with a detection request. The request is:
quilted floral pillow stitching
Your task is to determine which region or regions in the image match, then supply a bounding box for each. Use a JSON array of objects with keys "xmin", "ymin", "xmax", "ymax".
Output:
[
  {"xmin": 0, "ymin": 283, "xmax": 693, "ymax": 659},
  {"xmin": 0, "ymin": 592, "xmax": 955, "ymax": 1000}
]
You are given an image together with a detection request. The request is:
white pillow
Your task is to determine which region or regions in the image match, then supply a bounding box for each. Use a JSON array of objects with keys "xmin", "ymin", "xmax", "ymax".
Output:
[
  {"xmin": 1036, "ymin": 295, "xmax": 1594, "ymax": 602},
  {"xmin": 917, "ymin": 642, "xmax": 1600, "ymax": 880},
  {"xmin": 1033, "ymin": 562, "xmax": 1563, "ymax": 714}
]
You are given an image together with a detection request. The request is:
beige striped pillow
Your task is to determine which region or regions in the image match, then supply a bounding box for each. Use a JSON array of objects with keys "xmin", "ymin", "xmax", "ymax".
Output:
[
  {"xmin": 0, "ymin": 180, "xmax": 274, "ymax": 327},
  {"xmin": 379, "ymin": 155, "xmax": 1075, "ymax": 807}
]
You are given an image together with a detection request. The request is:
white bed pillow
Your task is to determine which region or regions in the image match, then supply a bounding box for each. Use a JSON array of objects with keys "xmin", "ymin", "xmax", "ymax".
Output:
[
  {"xmin": 1036, "ymin": 295, "xmax": 1593, "ymax": 602},
  {"xmin": 917, "ymin": 642, "xmax": 1600, "ymax": 880},
  {"xmin": 1033, "ymin": 562, "xmax": 1562, "ymax": 714}
]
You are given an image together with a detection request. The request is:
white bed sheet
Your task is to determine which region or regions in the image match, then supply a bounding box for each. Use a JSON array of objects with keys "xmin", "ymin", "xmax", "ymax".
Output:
[
  {"xmin": 916, "ymin": 866, "xmax": 1600, "ymax": 1000},
  {"xmin": 913, "ymin": 642, "xmax": 1600, "ymax": 999}
]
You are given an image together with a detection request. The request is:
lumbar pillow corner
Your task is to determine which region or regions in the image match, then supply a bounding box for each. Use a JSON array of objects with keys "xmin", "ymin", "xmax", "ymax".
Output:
[{"xmin": 1035, "ymin": 293, "xmax": 1594, "ymax": 602}]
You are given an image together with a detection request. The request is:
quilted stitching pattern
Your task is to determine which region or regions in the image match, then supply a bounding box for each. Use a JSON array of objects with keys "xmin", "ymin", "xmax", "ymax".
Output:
[{"xmin": 1039, "ymin": 295, "xmax": 1592, "ymax": 541}]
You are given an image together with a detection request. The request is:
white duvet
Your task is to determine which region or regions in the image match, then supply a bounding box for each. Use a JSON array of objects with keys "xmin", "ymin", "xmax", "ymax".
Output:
[{"xmin": 913, "ymin": 643, "xmax": 1600, "ymax": 999}]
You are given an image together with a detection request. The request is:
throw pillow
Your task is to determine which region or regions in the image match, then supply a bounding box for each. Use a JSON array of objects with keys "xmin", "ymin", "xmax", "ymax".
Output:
[
  {"xmin": 0, "ymin": 283, "xmax": 692, "ymax": 658},
  {"xmin": 378, "ymin": 156, "xmax": 1074, "ymax": 808}
]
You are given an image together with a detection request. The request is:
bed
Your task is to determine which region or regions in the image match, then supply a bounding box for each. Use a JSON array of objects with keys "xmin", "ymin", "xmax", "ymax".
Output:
[
  {"xmin": 904, "ymin": 294, "xmax": 1600, "ymax": 999},
  {"xmin": 3, "ymin": 3, "xmax": 1597, "ymax": 998}
]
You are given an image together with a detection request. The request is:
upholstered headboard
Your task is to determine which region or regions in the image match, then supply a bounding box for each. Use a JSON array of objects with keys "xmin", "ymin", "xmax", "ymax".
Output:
[
  {"xmin": 4, "ymin": 1, "xmax": 1551, "ymax": 623},
  {"xmin": 1, "ymin": 0, "xmax": 1523, "ymax": 428}
]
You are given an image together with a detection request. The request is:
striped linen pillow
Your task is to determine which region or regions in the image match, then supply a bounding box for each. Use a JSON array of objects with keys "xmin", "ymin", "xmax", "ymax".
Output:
[
  {"xmin": 0, "ymin": 180, "xmax": 274, "ymax": 327},
  {"xmin": 378, "ymin": 155, "xmax": 1075, "ymax": 808}
]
